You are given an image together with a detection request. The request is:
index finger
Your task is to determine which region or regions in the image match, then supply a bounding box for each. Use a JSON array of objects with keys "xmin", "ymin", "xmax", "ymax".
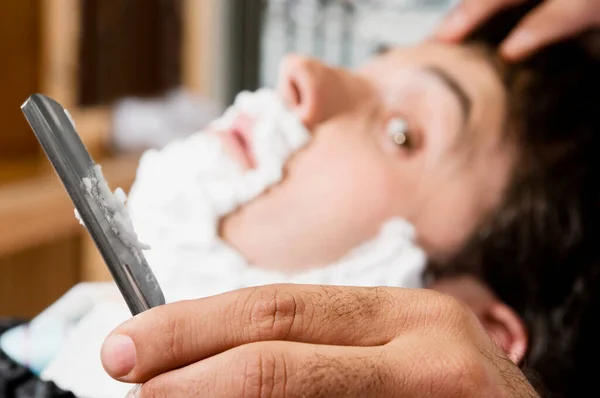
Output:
[
  {"xmin": 100, "ymin": 284, "xmax": 435, "ymax": 383},
  {"xmin": 433, "ymin": 0, "xmax": 527, "ymax": 42},
  {"xmin": 500, "ymin": 0, "xmax": 600, "ymax": 60}
]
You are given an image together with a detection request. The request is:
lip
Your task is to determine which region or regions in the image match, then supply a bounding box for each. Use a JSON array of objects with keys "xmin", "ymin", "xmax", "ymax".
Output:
[{"xmin": 221, "ymin": 113, "xmax": 256, "ymax": 170}]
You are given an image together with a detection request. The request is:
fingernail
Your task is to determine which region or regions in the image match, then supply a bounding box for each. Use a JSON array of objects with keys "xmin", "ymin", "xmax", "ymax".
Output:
[
  {"xmin": 502, "ymin": 30, "xmax": 537, "ymax": 59},
  {"xmin": 101, "ymin": 334, "xmax": 136, "ymax": 378},
  {"xmin": 125, "ymin": 384, "xmax": 141, "ymax": 398}
]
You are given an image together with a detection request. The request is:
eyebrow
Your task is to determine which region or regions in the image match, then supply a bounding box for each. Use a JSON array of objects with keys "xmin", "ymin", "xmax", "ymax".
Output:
[{"xmin": 423, "ymin": 66, "xmax": 473, "ymax": 126}]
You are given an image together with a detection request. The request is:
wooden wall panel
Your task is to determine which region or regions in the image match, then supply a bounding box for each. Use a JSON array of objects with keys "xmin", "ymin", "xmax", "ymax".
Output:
[
  {"xmin": 0, "ymin": 0, "xmax": 42, "ymax": 159},
  {"xmin": 39, "ymin": 0, "xmax": 81, "ymax": 109},
  {"xmin": 0, "ymin": 236, "xmax": 80, "ymax": 319},
  {"xmin": 182, "ymin": 0, "xmax": 214, "ymax": 96},
  {"xmin": 78, "ymin": 0, "xmax": 182, "ymax": 106}
]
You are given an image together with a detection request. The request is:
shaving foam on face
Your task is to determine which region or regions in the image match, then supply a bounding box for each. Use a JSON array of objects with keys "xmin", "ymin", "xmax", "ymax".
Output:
[
  {"xmin": 122, "ymin": 89, "xmax": 312, "ymax": 293},
  {"xmin": 127, "ymin": 89, "xmax": 310, "ymax": 246},
  {"xmin": 201, "ymin": 89, "xmax": 311, "ymax": 214}
]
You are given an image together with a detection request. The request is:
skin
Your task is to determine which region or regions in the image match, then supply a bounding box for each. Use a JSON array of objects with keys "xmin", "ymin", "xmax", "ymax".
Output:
[
  {"xmin": 433, "ymin": 0, "xmax": 600, "ymax": 61},
  {"xmin": 221, "ymin": 43, "xmax": 515, "ymax": 271},
  {"xmin": 97, "ymin": 7, "xmax": 599, "ymax": 396},
  {"xmin": 429, "ymin": 275, "xmax": 528, "ymax": 364},
  {"xmin": 101, "ymin": 284, "xmax": 539, "ymax": 398},
  {"xmin": 99, "ymin": 43, "xmax": 540, "ymax": 397}
]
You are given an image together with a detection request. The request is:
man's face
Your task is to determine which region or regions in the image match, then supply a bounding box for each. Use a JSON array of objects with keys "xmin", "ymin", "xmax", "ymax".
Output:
[{"xmin": 220, "ymin": 42, "xmax": 516, "ymax": 270}]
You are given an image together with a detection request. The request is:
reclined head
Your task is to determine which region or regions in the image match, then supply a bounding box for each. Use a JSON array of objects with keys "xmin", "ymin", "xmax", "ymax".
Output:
[
  {"xmin": 423, "ymin": 2, "xmax": 600, "ymax": 396},
  {"xmin": 216, "ymin": 3, "xmax": 599, "ymax": 394},
  {"xmin": 221, "ymin": 4, "xmax": 597, "ymax": 268},
  {"xmin": 221, "ymin": 19, "xmax": 519, "ymax": 270}
]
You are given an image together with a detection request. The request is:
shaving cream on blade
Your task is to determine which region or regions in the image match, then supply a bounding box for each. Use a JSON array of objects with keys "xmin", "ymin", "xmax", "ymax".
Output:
[{"xmin": 75, "ymin": 165, "xmax": 150, "ymax": 252}]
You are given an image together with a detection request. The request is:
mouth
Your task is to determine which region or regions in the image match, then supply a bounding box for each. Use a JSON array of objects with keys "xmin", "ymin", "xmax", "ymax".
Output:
[{"xmin": 221, "ymin": 113, "xmax": 256, "ymax": 170}]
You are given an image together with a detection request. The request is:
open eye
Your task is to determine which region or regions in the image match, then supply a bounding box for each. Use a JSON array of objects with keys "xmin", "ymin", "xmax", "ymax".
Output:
[{"xmin": 387, "ymin": 117, "xmax": 413, "ymax": 149}]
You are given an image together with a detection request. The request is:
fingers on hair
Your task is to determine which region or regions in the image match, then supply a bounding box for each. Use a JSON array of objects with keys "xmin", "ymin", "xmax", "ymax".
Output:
[
  {"xmin": 501, "ymin": 0, "xmax": 600, "ymax": 60},
  {"xmin": 435, "ymin": 0, "xmax": 527, "ymax": 41}
]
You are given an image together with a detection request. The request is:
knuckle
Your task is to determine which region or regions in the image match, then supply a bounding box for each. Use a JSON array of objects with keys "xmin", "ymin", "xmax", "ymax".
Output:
[
  {"xmin": 448, "ymin": 351, "xmax": 492, "ymax": 397},
  {"xmin": 160, "ymin": 314, "xmax": 188, "ymax": 364},
  {"xmin": 434, "ymin": 292, "xmax": 471, "ymax": 322},
  {"xmin": 418, "ymin": 348, "xmax": 490, "ymax": 398},
  {"xmin": 411, "ymin": 290, "xmax": 451, "ymax": 321},
  {"xmin": 299, "ymin": 354, "xmax": 387, "ymax": 397},
  {"xmin": 235, "ymin": 346, "xmax": 288, "ymax": 398},
  {"xmin": 245, "ymin": 285, "xmax": 306, "ymax": 341},
  {"xmin": 412, "ymin": 291, "xmax": 476, "ymax": 334}
]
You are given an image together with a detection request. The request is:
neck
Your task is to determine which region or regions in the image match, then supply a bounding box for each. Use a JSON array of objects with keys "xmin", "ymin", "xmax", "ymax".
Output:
[{"xmin": 219, "ymin": 210, "xmax": 387, "ymax": 272}]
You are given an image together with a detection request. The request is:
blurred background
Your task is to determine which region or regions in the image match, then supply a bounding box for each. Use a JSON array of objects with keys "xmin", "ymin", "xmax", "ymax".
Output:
[{"xmin": 0, "ymin": 0, "xmax": 453, "ymax": 319}]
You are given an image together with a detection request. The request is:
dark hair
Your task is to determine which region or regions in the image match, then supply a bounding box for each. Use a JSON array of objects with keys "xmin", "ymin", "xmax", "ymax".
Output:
[{"xmin": 426, "ymin": 3, "xmax": 600, "ymax": 397}]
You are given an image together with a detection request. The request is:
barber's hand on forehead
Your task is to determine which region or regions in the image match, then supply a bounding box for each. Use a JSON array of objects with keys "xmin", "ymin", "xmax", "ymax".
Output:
[
  {"xmin": 101, "ymin": 285, "xmax": 538, "ymax": 397},
  {"xmin": 434, "ymin": 0, "xmax": 600, "ymax": 61}
]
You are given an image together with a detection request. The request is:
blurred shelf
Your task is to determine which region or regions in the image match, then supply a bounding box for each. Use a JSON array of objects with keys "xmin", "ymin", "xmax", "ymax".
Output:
[
  {"xmin": 0, "ymin": 152, "xmax": 142, "ymax": 258},
  {"xmin": 0, "ymin": 158, "xmax": 44, "ymax": 186}
]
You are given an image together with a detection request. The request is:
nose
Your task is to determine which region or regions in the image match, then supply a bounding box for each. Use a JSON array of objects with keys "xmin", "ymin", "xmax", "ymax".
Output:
[{"xmin": 277, "ymin": 55, "xmax": 369, "ymax": 129}]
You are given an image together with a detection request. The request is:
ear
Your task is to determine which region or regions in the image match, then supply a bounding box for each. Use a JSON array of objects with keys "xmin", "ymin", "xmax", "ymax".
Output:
[{"xmin": 482, "ymin": 301, "xmax": 528, "ymax": 365}]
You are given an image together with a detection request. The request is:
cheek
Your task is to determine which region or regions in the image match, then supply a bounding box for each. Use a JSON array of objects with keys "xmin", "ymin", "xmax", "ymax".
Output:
[
  {"xmin": 424, "ymin": 197, "xmax": 479, "ymax": 253},
  {"xmin": 288, "ymin": 134, "xmax": 400, "ymax": 228},
  {"xmin": 415, "ymin": 171, "xmax": 498, "ymax": 256}
]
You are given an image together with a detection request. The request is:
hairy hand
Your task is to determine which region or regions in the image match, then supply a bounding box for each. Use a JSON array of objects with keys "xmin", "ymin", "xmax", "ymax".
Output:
[
  {"xmin": 101, "ymin": 284, "xmax": 539, "ymax": 397},
  {"xmin": 433, "ymin": 0, "xmax": 600, "ymax": 61}
]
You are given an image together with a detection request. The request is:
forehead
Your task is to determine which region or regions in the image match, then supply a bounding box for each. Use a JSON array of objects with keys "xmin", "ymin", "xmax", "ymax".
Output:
[{"xmin": 358, "ymin": 43, "xmax": 502, "ymax": 107}]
